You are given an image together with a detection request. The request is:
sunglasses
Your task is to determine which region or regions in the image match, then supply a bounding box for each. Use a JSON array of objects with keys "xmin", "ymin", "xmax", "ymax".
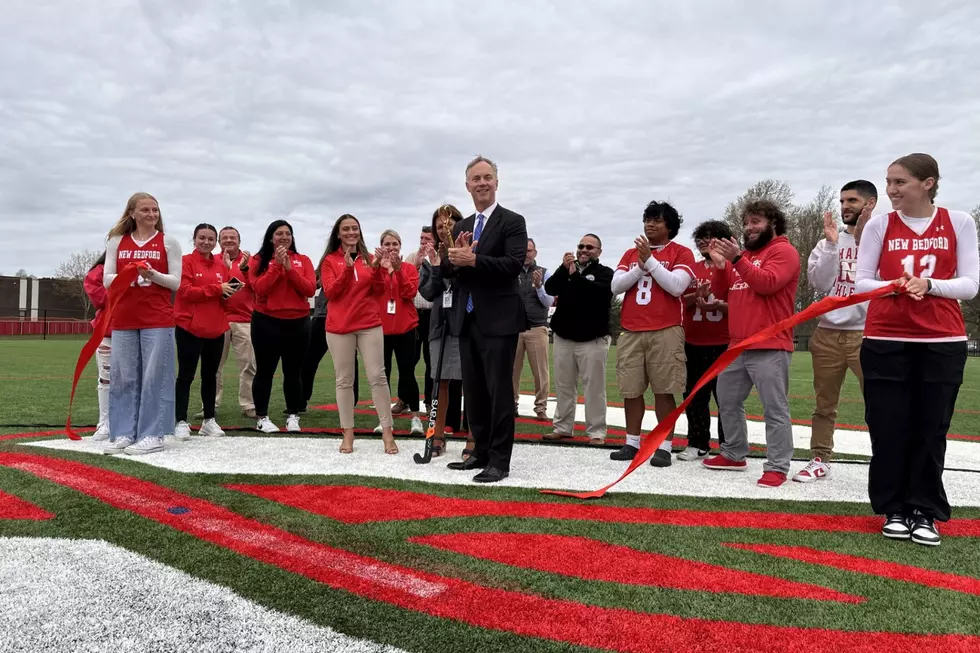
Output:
[{"xmin": 577, "ymin": 244, "xmax": 597, "ymax": 251}]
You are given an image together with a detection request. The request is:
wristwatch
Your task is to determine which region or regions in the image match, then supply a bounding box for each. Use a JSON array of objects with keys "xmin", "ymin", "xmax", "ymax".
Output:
[
  {"xmin": 731, "ymin": 254, "xmax": 742, "ymax": 266},
  {"xmin": 927, "ymin": 279, "xmax": 933, "ymax": 292}
]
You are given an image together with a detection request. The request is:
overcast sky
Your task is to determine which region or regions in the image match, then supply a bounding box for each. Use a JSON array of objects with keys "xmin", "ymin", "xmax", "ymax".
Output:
[{"xmin": 2, "ymin": 0, "xmax": 979, "ymax": 277}]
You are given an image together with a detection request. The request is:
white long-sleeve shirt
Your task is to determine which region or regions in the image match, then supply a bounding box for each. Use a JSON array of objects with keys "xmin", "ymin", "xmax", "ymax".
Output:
[
  {"xmin": 611, "ymin": 252, "xmax": 692, "ymax": 297},
  {"xmin": 104, "ymin": 232, "xmax": 182, "ymax": 291},
  {"xmin": 855, "ymin": 209, "xmax": 979, "ymax": 299},
  {"xmin": 808, "ymin": 230, "xmax": 866, "ymax": 330}
]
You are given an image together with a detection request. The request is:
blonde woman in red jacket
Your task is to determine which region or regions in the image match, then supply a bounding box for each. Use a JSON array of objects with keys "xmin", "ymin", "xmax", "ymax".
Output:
[
  {"xmin": 248, "ymin": 220, "xmax": 317, "ymax": 434},
  {"xmin": 320, "ymin": 214, "xmax": 397, "ymax": 455},
  {"xmin": 377, "ymin": 229, "xmax": 423, "ymax": 435},
  {"xmin": 83, "ymin": 252, "xmax": 111, "ymax": 441},
  {"xmin": 173, "ymin": 224, "xmax": 234, "ymax": 441}
]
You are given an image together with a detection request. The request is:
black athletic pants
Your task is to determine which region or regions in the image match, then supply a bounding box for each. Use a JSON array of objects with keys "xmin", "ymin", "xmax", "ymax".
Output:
[
  {"xmin": 251, "ymin": 311, "xmax": 311, "ymax": 417},
  {"xmin": 384, "ymin": 330, "xmax": 420, "ymax": 412},
  {"xmin": 683, "ymin": 342, "xmax": 728, "ymax": 450},
  {"xmin": 862, "ymin": 339, "xmax": 966, "ymax": 522},
  {"xmin": 302, "ymin": 316, "xmax": 358, "ymax": 408},
  {"xmin": 175, "ymin": 326, "xmax": 225, "ymax": 422},
  {"xmin": 416, "ymin": 308, "xmax": 433, "ymax": 407}
]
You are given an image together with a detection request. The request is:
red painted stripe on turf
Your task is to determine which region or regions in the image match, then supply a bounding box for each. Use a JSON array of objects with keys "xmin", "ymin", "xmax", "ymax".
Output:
[
  {"xmin": 0, "ymin": 429, "xmax": 92, "ymax": 441},
  {"xmin": 727, "ymin": 543, "xmax": 980, "ymax": 597},
  {"xmin": 224, "ymin": 484, "xmax": 980, "ymax": 537},
  {"xmin": 412, "ymin": 532, "xmax": 863, "ymax": 603},
  {"xmin": 5, "ymin": 453, "xmax": 980, "ymax": 652},
  {"xmin": 0, "ymin": 489, "xmax": 54, "ymax": 520}
]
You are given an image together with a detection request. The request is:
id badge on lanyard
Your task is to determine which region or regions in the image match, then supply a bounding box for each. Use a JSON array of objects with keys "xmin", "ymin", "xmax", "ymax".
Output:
[
  {"xmin": 443, "ymin": 291, "xmax": 453, "ymax": 308},
  {"xmin": 387, "ymin": 299, "xmax": 396, "ymax": 315}
]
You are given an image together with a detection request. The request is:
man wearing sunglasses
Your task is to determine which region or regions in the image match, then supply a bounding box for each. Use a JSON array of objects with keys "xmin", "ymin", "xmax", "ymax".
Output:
[{"xmin": 544, "ymin": 234, "xmax": 614, "ymax": 444}]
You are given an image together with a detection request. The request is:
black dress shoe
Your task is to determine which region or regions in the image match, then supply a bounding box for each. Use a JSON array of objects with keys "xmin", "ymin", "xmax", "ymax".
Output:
[
  {"xmin": 447, "ymin": 457, "xmax": 487, "ymax": 471},
  {"xmin": 473, "ymin": 467, "xmax": 508, "ymax": 483}
]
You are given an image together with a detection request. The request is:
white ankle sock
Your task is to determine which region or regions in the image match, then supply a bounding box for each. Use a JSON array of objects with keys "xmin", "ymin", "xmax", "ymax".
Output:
[
  {"xmin": 626, "ymin": 435, "xmax": 641, "ymax": 449},
  {"xmin": 658, "ymin": 440, "xmax": 672, "ymax": 452}
]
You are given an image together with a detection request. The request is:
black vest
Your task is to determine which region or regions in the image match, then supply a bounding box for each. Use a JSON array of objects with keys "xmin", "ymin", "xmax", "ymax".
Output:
[{"xmin": 519, "ymin": 264, "xmax": 549, "ymax": 329}]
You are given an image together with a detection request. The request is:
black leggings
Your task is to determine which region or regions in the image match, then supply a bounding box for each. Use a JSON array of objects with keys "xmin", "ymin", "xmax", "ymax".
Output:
[
  {"xmin": 251, "ymin": 311, "xmax": 311, "ymax": 417},
  {"xmin": 683, "ymin": 342, "xmax": 727, "ymax": 450},
  {"xmin": 175, "ymin": 326, "xmax": 225, "ymax": 422},
  {"xmin": 302, "ymin": 316, "xmax": 359, "ymax": 407},
  {"xmin": 416, "ymin": 309, "xmax": 433, "ymax": 405},
  {"xmin": 384, "ymin": 330, "xmax": 420, "ymax": 411}
]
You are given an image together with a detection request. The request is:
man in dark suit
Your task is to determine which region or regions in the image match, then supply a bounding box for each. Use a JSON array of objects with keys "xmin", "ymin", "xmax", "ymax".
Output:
[{"xmin": 444, "ymin": 155, "xmax": 527, "ymax": 482}]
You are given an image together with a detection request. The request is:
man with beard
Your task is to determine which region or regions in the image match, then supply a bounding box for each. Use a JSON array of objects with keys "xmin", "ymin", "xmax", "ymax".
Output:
[
  {"xmin": 794, "ymin": 181, "xmax": 877, "ymax": 483},
  {"xmin": 544, "ymin": 233, "xmax": 614, "ymax": 444},
  {"xmin": 513, "ymin": 238, "xmax": 554, "ymax": 420},
  {"xmin": 610, "ymin": 201, "xmax": 696, "ymax": 466},
  {"xmin": 703, "ymin": 200, "xmax": 800, "ymax": 487}
]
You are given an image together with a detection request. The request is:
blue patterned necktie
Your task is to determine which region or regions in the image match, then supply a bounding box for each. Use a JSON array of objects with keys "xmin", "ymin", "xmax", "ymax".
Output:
[{"xmin": 465, "ymin": 213, "xmax": 486, "ymax": 313}]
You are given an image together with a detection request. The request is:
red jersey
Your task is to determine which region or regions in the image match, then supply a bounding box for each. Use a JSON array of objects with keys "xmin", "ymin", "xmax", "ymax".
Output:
[
  {"xmin": 248, "ymin": 252, "xmax": 316, "ymax": 320},
  {"xmin": 320, "ymin": 250, "xmax": 386, "ymax": 334},
  {"xmin": 711, "ymin": 235, "xmax": 800, "ymax": 351},
  {"xmin": 683, "ymin": 259, "xmax": 729, "ymax": 346},
  {"xmin": 112, "ymin": 232, "xmax": 174, "ymax": 331},
  {"xmin": 865, "ymin": 208, "xmax": 965, "ymax": 341},
  {"xmin": 84, "ymin": 264, "xmax": 111, "ymax": 336},
  {"xmin": 222, "ymin": 251, "xmax": 254, "ymax": 323},
  {"xmin": 617, "ymin": 242, "xmax": 696, "ymax": 332},
  {"xmin": 379, "ymin": 264, "xmax": 420, "ymax": 335},
  {"xmin": 174, "ymin": 251, "xmax": 230, "ymax": 339}
]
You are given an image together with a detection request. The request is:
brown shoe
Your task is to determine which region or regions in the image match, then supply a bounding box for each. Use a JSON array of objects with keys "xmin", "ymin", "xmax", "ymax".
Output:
[
  {"xmin": 391, "ymin": 399, "xmax": 408, "ymax": 415},
  {"xmin": 242, "ymin": 408, "xmax": 257, "ymax": 419},
  {"xmin": 542, "ymin": 431, "xmax": 573, "ymax": 441},
  {"xmin": 589, "ymin": 437, "xmax": 606, "ymax": 446},
  {"xmin": 535, "ymin": 412, "xmax": 549, "ymax": 421}
]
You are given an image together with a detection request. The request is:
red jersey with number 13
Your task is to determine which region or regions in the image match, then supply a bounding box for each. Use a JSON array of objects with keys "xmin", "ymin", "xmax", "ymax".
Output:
[
  {"xmin": 112, "ymin": 232, "xmax": 175, "ymax": 330},
  {"xmin": 683, "ymin": 259, "xmax": 729, "ymax": 346},
  {"xmin": 865, "ymin": 208, "xmax": 965, "ymax": 341},
  {"xmin": 617, "ymin": 242, "xmax": 695, "ymax": 332}
]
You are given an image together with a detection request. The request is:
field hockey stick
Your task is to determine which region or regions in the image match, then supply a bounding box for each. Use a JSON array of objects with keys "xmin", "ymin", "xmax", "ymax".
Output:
[{"xmin": 413, "ymin": 299, "xmax": 450, "ymax": 464}]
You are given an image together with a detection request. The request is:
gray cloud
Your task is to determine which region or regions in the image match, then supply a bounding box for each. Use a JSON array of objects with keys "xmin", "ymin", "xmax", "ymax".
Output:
[{"xmin": 2, "ymin": 0, "xmax": 979, "ymax": 276}]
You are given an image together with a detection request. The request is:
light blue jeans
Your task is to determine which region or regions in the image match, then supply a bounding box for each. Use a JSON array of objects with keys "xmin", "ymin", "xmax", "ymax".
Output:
[{"xmin": 109, "ymin": 328, "xmax": 175, "ymax": 442}]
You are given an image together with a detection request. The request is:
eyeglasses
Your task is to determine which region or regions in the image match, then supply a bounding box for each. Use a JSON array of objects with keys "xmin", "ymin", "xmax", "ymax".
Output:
[{"xmin": 577, "ymin": 244, "xmax": 597, "ymax": 251}]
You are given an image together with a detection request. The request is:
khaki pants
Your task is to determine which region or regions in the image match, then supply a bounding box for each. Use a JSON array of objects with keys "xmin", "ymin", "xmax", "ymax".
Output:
[
  {"xmin": 327, "ymin": 326, "xmax": 392, "ymax": 430},
  {"xmin": 513, "ymin": 326, "xmax": 551, "ymax": 415},
  {"xmin": 552, "ymin": 334, "xmax": 609, "ymax": 440},
  {"xmin": 809, "ymin": 326, "xmax": 864, "ymax": 460},
  {"xmin": 215, "ymin": 322, "xmax": 256, "ymax": 411}
]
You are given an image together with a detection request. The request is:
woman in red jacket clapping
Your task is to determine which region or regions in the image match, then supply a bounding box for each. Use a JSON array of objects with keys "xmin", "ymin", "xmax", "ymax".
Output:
[
  {"xmin": 377, "ymin": 229, "xmax": 423, "ymax": 436},
  {"xmin": 320, "ymin": 214, "xmax": 397, "ymax": 455},
  {"xmin": 248, "ymin": 220, "xmax": 316, "ymax": 434},
  {"xmin": 174, "ymin": 224, "xmax": 233, "ymax": 440}
]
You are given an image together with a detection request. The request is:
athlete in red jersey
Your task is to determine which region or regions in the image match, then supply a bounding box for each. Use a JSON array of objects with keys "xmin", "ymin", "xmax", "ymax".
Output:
[
  {"xmin": 609, "ymin": 201, "xmax": 696, "ymax": 466},
  {"xmin": 102, "ymin": 192, "xmax": 182, "ymax": 456},
  {"xmin": 855, "ymin": 153, "xmax": 980, "ymax": 547},
  {"xmin": 678, "ymin": 220, "xmax": 732, "ymax": 461}
]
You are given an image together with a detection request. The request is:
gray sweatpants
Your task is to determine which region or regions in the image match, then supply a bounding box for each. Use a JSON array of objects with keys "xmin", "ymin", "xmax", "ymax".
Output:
[{"xmin": 717, "ymin": 349, "xmax": 793, "ymax": 474}]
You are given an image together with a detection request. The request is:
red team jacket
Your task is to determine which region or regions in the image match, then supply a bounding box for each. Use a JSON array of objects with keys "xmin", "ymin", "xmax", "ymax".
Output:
[
  {"xmin": 379, "ymin": 264, "xmax": 420, "ymax": 336},
  {"xmin": 248, "ymin": 252, "xmax": 316, "ymax": 320},
  {"xmin": 683, "ymin": 259, "xmax": 729, "ymax": 346},
  {"xmin": 320, "ymin": 250, "xmax": 386, "ymax": 334},
  {"xmin": 222, "ymin": 251, "xmax": 254, "ymax": 323},
  {"xmin": 711, "ymin": 235, "xmax": 800, "ymax": 352},
  {"xmin": 617, "ymin": 242, "xmax": 696, "ymax": 332},
  {"xmin": 111, "ymin": 232, "xmax": 175, "ymax": 331},
  {"xmin": 174, "ymin": 250, "xmax": 231, "ymax": 339},
  {"xmin": 83, "ymin": 264, "xmax": 111, "ymax": 336}
]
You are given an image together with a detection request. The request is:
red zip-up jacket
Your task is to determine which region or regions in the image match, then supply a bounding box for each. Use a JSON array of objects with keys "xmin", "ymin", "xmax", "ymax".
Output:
[
  {"xmin": 175, "ymin": 250, "xmax": 231, "ymax": 339},
  {"xmin": 711, "ymin": 235, "xmax": 800, "ymax": 352},
  {"xmin": 83, "ymin": 264, "xmax": 111, "ymax": 336},
  {"xmin": 222, "ymin": 250, "xmax": 254, "ymax": 323},
  {"xmin": 320, "ymin": 250, "xmax": 385, "ymax": 334},
  {"xmin": 379, "ymin": 264, "xmax": 420, "ymax": 335},
  {"xmin": 248, "ymin": 252, "xmax": 316, "ymax": 320}
]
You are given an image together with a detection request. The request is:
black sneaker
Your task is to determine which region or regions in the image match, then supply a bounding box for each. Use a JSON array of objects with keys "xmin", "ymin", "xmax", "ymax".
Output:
[
  {"xmin": 650, "ymin": 449, "xmax": 672, "ymax": 467},
  {"xmin": 882, "ymin": 513, "xmax": 911, "ymax": 540},
  {"xmin": 910, "ymin": 511, "xmax": 941, "ymax": 547},
  {"xmin": 610, "ymin": 445, "xmax": 638, "ymax": 461}
]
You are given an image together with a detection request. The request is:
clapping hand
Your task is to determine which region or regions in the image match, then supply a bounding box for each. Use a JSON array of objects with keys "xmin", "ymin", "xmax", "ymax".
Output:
[
  {"xmin": 562, "ymin": 252, "xmax": 575, "ymax": 274},
  {"xmin": 275, "ymin": 246, "xmax": 291, "ymax": 268},
  {"xmin": 823, "ymin": 211, "xmax": 839, "ymax": 244},
  {"xmin": 345, "ymin": 247, "xmax": 355, "ymax": 268},
  {"xmin": 390, "ymin": 254, "xmax": 402, "ymax": 271},
  {"xmin": 372, "ymin": 248, "xmax": 386, "ymax": 269},
  {"xmin": 531, "ymin": 268, "xmax": 544, "ymax": 288},
  {"xmin": 903, "ymin": 273, "xmax": 929, "ymax": 301},
  {"xmin": 634, "ymin": 235, "xmax": 652, "ymax": 263},
  {"xmin": 710, "ymin": 237, "xmax": 741, "ymax": 263},
  {"xmin": 854, "ymin": 204, "xmax": 874, "ymax": 246},
  {"xmin": 238, "ymin": 250, "xmax": 251, "ymax": 271},
  {"xmin": 448, "ymin": 231, "xmax": 476, "ymax": 267},
  {"xmin": 423, "ymin": 243, "xmax": 440, "ymax": 266}
]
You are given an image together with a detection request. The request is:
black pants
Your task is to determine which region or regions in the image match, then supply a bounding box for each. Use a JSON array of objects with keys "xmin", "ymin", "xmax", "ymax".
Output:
[
  {"xmin": 175, "ymin": 326, "xmax": 225, "ymax": 422},
  {"xmin": 460, "ymin": 312, "xmax": 519, "ymax": 472},
  {"xmin": 683, "ymin": 342, "xmax": 728, "ymax": 450},
  {"xmin": 416, "ymin": 309, "xmax": 433, "ymax": 406},
  {"xmin": 302, "ymin": 316, "xmax": 358, "ymax": 407},
  {"xmin": 862, "ymin": 339, "xmax": 966, "ymax": 522},
  {"xmin": 384, "ymin": 330, "xmax": 420, "ymax": 411},
  {"xmin": 250, "ymin": 311, "xmax": 311, "ymax": 417}
]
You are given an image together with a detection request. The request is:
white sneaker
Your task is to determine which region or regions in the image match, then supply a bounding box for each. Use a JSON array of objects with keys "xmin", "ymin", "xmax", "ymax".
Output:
[
  {"xmin": 199, "ymin": 419, "xmax": 225, "ymax": 437},
  {"xmin": 91, "ymin": 422, "xmax": 110, "ymax": 442},
  {"xmin": 676, "ymin": 447, "xmax": 709, "ymax": 461},
  {"xmin": 374, "ymin": 424, "xmax": 384, "ymax": 434},
  {"xmin": 125, "ymin": 436, "xmax": 164, "ymax": 456},
  {"xmin": 410, "ymin": 416, "xmax": 424, "ymax": 435},
  {"xmin": 103, "ymin": 437, "xmax": 134, "ymax": 455},
  {"xmin": 286, "ymin": 414, "xmax": 301, "ymax": 433},
  {"xmin": 256, "ymin": 417, "xmax": 280, "ymax": 433},
  {"xmin": 174, "ymin": 421, "xmax": 192, "ymax": 441},
  {"xmin": 792, "ymin": 458, "xmax": 831, "ymax": 483}
]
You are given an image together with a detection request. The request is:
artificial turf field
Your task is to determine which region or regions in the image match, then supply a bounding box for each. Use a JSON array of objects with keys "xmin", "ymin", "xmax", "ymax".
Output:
[{"xmin": 2, "ymin": 336, "xmax": 980, "ymax": 652}]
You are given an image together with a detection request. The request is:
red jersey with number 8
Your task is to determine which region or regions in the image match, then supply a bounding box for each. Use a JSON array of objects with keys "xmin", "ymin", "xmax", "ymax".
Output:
[
  {"xmin": 617, "ymin": 242, "xmax": 695, "ymax": 332},
  {"xmin": 112, "ymin": 232, "xmax": 175, "ymax": 330},
  {"xmin": 683, "ymin": 260, "xmax": 729, "ymax": 346},
  {"xmin": 865, "ymin": 208, "xmax": 965, "ymax": 341}
]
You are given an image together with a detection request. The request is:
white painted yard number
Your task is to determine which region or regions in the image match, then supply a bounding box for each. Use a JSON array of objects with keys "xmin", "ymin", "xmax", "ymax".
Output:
[
  {"xmin": 636, "ymin": 276, "xmax": 653, "ymax": 305},
  {"xmin": 900, "ymin": 254, "xmax": 937, "ymax": 279}
]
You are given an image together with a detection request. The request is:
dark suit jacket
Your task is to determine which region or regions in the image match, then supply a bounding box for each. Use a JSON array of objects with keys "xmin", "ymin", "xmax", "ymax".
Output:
[
  {"xmin": 418, "ymin": 260, "xmax": 464, "ymax": 339},
  {"xmin": 444, "ymin": 204, "xmax": 527, "ymax": 337}
]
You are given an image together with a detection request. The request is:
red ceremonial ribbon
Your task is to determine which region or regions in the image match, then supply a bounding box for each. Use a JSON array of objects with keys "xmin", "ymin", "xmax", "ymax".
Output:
[
  {"xmin": 65, "ymin": 262, "xmax": 147, "ymax": 440},
  {"xmin": 542, "ymin": 282, "xmax": 902, "ymax": 499}
]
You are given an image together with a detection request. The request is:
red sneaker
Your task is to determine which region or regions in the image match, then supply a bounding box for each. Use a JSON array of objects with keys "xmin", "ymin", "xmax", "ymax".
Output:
[
  {"xmin": 702, "ymin": 454, "xmax": 747, "ymax": 471},
  {"xmin": 757, "ymin": 471, "xmax": 788, "ymax": 487}
]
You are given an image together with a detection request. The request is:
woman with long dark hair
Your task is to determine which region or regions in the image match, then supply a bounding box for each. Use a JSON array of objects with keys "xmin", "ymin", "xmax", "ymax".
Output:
[
  {"xmin": 83, "ymin": 251, "xmax": 111, "ymax": 441},
  {"xmin": 320, "ymin": 214, "xmax": 397, "ymax": 454},
  {"xmin": 248, "ymin": 219, "xmax": 316, "ymax": 433},
  {"xmin": 856, "ymin": 153, "xmax": 979, "ymax": 547}
]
